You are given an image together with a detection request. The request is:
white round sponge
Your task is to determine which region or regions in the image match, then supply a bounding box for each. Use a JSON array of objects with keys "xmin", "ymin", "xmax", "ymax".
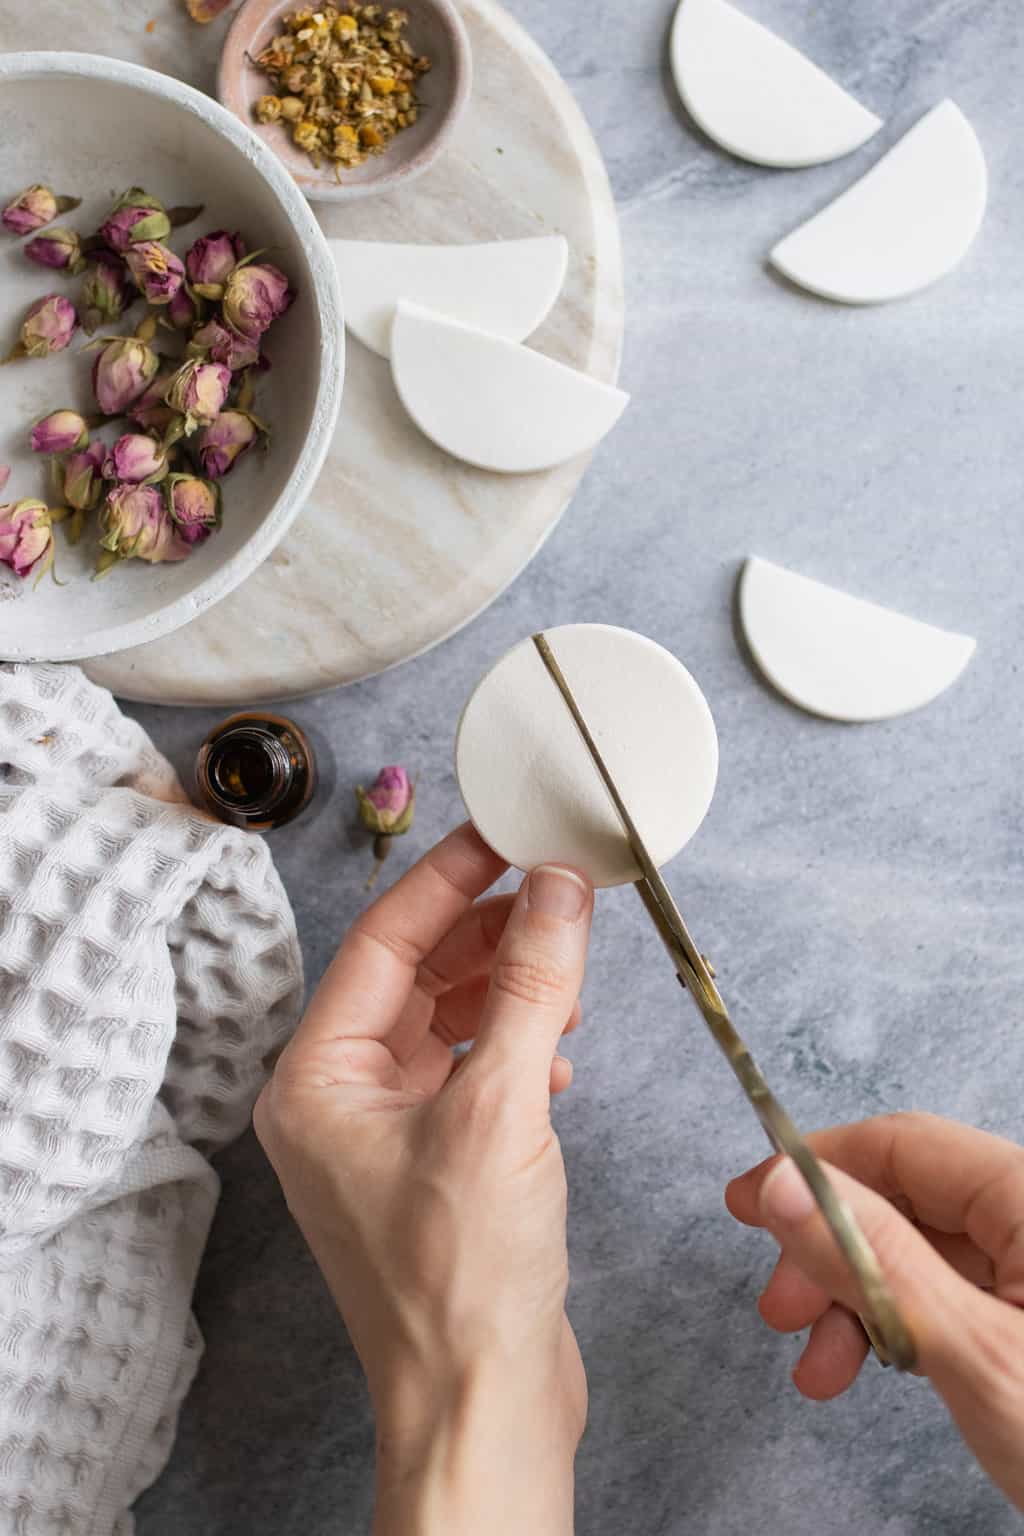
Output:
[{"xmin": 455, "ymin": 624, "xmax": 719, "ymax": 888}]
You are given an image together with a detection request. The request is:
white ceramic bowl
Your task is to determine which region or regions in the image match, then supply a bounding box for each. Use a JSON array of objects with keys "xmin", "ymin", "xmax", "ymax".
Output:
[{"xmin": 0, "ymin": 52, "xmax": 344, "ymax": 662}]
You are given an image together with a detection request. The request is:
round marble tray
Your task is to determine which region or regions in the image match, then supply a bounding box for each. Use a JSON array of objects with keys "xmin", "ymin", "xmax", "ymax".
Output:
[{"xmin": 80, "ymin": 0, "xmax": 624, "ymax": 705}]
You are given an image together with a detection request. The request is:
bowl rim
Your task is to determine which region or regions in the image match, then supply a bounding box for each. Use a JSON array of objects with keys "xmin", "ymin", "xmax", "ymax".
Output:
[
  {"xmin": 0, "ymin": 50, "xmax": 344, "ymax": 664},
  {"xmin": 217, "ymin": 0, "xmax": 473, "ymax": 204}
]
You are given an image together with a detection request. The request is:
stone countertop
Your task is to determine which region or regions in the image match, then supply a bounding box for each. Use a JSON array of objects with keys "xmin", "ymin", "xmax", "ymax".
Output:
[{"xmin": 129, "ymin": 0, "xmax": 1022, "ymax": 1530}]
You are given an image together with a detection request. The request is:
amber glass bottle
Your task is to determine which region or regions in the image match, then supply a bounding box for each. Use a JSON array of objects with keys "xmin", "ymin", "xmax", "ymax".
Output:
[{"xmin": 195, "ymin": 712, "xmax": 317, "ymax": 831}]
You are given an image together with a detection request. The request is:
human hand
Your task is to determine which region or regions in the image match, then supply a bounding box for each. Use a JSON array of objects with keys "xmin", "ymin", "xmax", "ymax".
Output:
[
  {"xmin": 726, "ymin": 1113, "xmax": 1024, "ymax": 1510},
  {"xmin": 254, "ymin": 824, "xmax": 594, "ymax": 1536}
]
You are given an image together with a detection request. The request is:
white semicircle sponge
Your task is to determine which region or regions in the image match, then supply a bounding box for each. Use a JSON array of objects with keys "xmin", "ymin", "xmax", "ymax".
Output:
[
  {"xmin": 390, "ymin": 301, "xmax": 629, "ymax": 475},
  {"xmin": 770, "ymin": 100, "xmax": 987, "ymax": 304},
  {"xmin": 739, "ymin": 557, "xmax": 976, "ymax": 722},
  {"xmin": 670, "ymin": 0, "xmax": 882, "ymax": 169},
  {"xmin": 331, "ymin": 236, "xmax": 570, "ymax": 359}
]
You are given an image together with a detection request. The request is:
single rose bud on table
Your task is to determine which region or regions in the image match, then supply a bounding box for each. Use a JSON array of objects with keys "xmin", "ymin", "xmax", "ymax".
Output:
[
  {"xmin": 15, "ymin": 294, "xmax": 78, "ymax": 359},
  {"xmin": 166, "ymin": 473, "xmax": 221, "ymax": 545},
  {"xmin": 163, "ymin": 358, "xmax": 232, "ymax": 434},
  {"xmin": 2, "ymin": 184, "xmax": 79, "ymax": 236},
  {"xmin": 102, "ymin": 433, "xmax": 170, "ymax": 486},
  {"xmin": 356, "ymin": 765, "xmax": 416, "ymax": 888},
  {"xmin": 25, "ymin": 226, "xmax": 85, "ymax": 274},
  {"xmin": 30, "ymin": 409, "xmax": 90, "ymax": 456},
  {"xmin": 222, "ymin": 260, "xmax": 293, "ymax": 341},
  {"xmin": 186, "ymin": 229, "xmax": 245, "ymax": 296},
  {"xmin": 0, "ymin": 499, "xmax": 56, "ymax": 583},
  {"xmin": 92, "ymin": 335, "xmax": 160, "ymax": 414},
  {"xmin": 196, "ymin": 408, "xmax": 265, "ymax": 477},
  {"xmin": 81, "ymin": 253, "xmax": 133, "ymax": 335},
  {"xmin": 123, "ymin": 240, "xmax": 186, "ymax": 305},
  {"xmin": 99, "ymin": 187, "xmax": 171, "ymax": 251},
  {"xmin": 62, "ymin": 442, "xmax": 106, "ymax": 536}
]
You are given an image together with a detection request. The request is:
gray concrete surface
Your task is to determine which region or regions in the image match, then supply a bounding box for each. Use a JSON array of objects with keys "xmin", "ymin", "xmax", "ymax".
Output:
[{"xmin": 133, "ymin": 1, "xmax": 1023, "ymax": 1529}]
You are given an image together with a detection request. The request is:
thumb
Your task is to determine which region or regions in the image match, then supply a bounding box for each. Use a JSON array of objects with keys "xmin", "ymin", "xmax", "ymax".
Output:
[
  {"xmin": 466, "ymin": 864, "xmax": 593, "ymax": 1100},
  {"xmin": 759, "ymin": 1156, "xmax": 1021, "ymax": 1395}
]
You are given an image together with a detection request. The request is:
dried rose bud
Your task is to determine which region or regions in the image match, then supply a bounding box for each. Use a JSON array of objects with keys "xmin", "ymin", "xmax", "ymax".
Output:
[
  {"xmin": 186, "ymin": 316, "xmax": 259, "ymax": 371},
  {"xmin": 0, "ymin": 499, "xmax": 55, "ymax": 581},
  {"xmin": 356, "ymin": 765, "xmax": 416, "ymax": 887},
  {"xmin": 166, "ymin": 473, "xmax": 220, "ymax": 544},
  {"xmin": 2, "ymin": 184, "xmax": 78, "ymax": 236},
  {"xmin": 222, "ymin": 261, "xmax": 293, "ymax": 341},
  {"xmin": 63, "ymin": 441, "xmax": 106, "ymax": 512},
  {"xmin": 99, "ymin": 187, "xmax": 171, "ymax": 252},
  {"xmin": 123, "ymin": 240, "xmax": 185, "ymax": 306},
  {"xmin": 92, "ymin": 335, "xmax": 160, "ymax": 414},
  {"xmin": 30, "ymin": 409, "xmax": 89, "ymax": 455},
  {"xmin": 103, "ymin": 432, "xmax": 169, "ymax": 485},
  {"xmin": 99, "ymin": 483, "xmax": 189, "ymax": 566},
  {"xmin": 0, "ymin": 466, "xmax": 9, "ymax": 494},
  {"xmin": 196, "ymin": 408, "xmax": 266, "ymax": 477},
  {"xmin": 167, "ymin": 283, "xmax": 202, "ymax": 330},
  {"xmin": 186, "ymin": 229, "xmax": 245, "ymax": 294},
  {"xmin": 185, "ymin": 0, "xmax": 233, "ymax": 20},
  {"xmin": 25, "ymin": 226, "xmax": 85, "ymax": 274},
  {"xmin": 163, "ymin": 358, "xmax": 231, "ymax": 433},
  {"xmin": 127, "ymin": 366, "xmax": 179, "ymax": 433},
  {"xmin": 19, "ymin": 294, "xmax": 78, "ymax": 358},
  {"xmin": 81, "ymin": 253, "xmax": 132, "ymax": 335}
]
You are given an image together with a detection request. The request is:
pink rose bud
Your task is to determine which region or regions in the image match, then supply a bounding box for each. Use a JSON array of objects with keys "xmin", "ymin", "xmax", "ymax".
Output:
[
  {"xmin": 123, "ymin": 240, "xmax": 186, "ymax": 305},
  {"xmin": 24, "ymin": 226, "xmax": 84, "ymax": 274},
  {"xmin": 356, "ymin": 766, "xmax": 416, "ymax": 888},
  {"xmin": 163, "ymin": 358, "xmax": 231, "ymax": 433},
  {"xmin": 99, "ymin": 483, "xmax": 189, "ymax": 566},
  {"xmin": 103, "ymin": 432, "xmax": 169, "ymax": 485},
  {"xmin": 167, "ymin": 283, "xmax": 203, "ymax": 331},
  {"xmin": 0, "ymin": 466, "xmax": 9, "ymax": 494},
  {"xmin": 166, "ymin": 473, "xmax": 220, "ymax": 544},
  {"xmin": 0, "ymin": 499, "xmax": 55, "ymax": 580},
  {"xmin": 186, "ymin": 229, "xmax": 245, "ymax": 291},
  {"xmin": 222, "ymin": 261, "xmax": 294, "ymax": 341},
  {"xmin": 92, "ymin": 335, "xmax": 160, "ymax": 414},
  {"xmin": 99, "ymin": 187, "xmax": 171, "ymax": 252},
  {"xmin": 20, "ymin": 294, "xmax": 78, "ymax": 357},
  {"xmin": 30, "ymin": 409, "xmax": 89, "ymax": 455},
  {"xmin": 81, "ymin": 253, "xmax": 132, "ymax": 335},
  {"xmin": 1, "ymin": 184, "xmax": 77, "ymax": 236},
  {"xmin": 63, "ymin": 441, "xmax": 106, "ymax": 512},
  {"xmin": 187, "ymin": 316, "xmax": 260, "ymax": 371},
  {"xmin": 127, "ymin": 366, "xmax": 178, "ymax": 433},
  {"xmin": 196, "ymin": 408, "xmax": 264, "ymax": 477}
]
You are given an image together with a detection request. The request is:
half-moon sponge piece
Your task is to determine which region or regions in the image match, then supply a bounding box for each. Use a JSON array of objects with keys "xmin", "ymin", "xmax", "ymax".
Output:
[
  {"xmin": 670, "ymin": 0, "xmax": 882, "ymax": 169},
  {"xmin": 391, "ymin": 302, "xmax": 629, "ymax": 474},
  {"xmin": 331, "ymin": 236, "xmax": 569, "ymax": 359},
  {"xmin": 455, "ymin": 624, "xmax": 719, "ymax": 888},
  {"xmin": 770, "ymin": 100, "xmax": 987, "ymax": 303},
  {"xmin": 739, "ymin": 557, "xmax": 976, "ymax": 722}
]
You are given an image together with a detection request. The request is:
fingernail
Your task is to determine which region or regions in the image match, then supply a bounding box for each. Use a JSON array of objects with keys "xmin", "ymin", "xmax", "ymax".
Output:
[
  {"xmin": 760, "ymin": 1158, "xmax": 816, "ymax": 1228},
  {"xmin": 527, "ymin": 865, "xmax": 589, "ymax": 922}
]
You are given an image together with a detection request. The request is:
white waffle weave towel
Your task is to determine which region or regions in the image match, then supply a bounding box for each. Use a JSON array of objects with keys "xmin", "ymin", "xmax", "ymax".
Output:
[{"xmin": 0, "ymin": 665, "xmax": 304, "ymax": 1535}]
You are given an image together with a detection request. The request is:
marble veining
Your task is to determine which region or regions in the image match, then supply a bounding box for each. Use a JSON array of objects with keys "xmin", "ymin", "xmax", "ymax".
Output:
[
  {"xmin": 78, "ymin": 0, "xmax": 624, "ymax": 704},
  {"xmin": 1, "ymin": 0, "xmax": 1022, "ymax": 1532}
]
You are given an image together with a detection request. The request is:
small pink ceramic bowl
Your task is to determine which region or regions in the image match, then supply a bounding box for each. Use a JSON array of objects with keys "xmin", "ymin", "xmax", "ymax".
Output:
[{"xmin": 218, "ymin": 0, "xmax": 472, "ymax": 204}]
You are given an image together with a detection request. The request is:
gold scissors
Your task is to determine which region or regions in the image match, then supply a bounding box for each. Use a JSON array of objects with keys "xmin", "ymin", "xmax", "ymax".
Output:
[{"xmin": 532, "ymin": 631, "xmax": 916, "ymax": 1372}]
